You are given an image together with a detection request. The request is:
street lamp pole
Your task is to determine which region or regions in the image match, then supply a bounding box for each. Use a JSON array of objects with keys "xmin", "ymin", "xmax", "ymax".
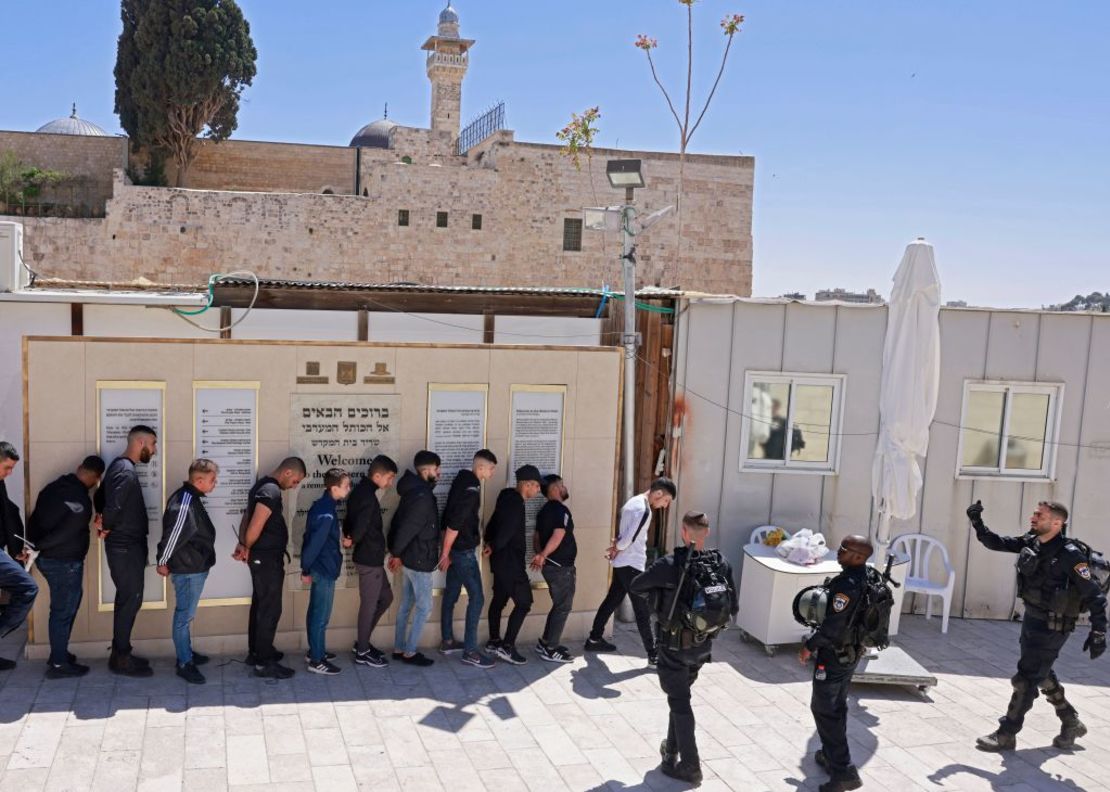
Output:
[{"xmin": 620, "ymin": 190, "xmax": 637, "ymax": 504}]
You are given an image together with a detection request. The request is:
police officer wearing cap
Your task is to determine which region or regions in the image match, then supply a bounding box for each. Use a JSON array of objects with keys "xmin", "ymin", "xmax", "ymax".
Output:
[
  {"xmin": 797, "ymin": 534, "xmax": 873, "ymax": 792},
  {"xmin": 967, "ymin": 499, "xmax": 1107, "ymax": 751}
]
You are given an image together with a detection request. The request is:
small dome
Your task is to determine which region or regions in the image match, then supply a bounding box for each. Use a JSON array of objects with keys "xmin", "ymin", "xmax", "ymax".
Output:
[
  {"xmin": 439, "ymin": 5, "xmax": 459, "ymax": 25},
  {"xmin": 35, "ymin": 103, "xmax": 111, "ymax": 137},
  {"xmin": 349, "ymin": 118, "xmax": 398, "ymax": 149}
]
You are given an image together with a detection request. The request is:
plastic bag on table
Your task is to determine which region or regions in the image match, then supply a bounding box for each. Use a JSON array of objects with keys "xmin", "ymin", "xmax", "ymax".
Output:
[{"xmin": 774, "ymin": 528, "xmax": 830, "ymax": 566}]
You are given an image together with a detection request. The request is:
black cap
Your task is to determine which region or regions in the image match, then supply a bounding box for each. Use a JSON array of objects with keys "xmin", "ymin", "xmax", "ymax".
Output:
[{"xmin": 515, "ymin": 464, "xmax": 542, "ymax": 483}]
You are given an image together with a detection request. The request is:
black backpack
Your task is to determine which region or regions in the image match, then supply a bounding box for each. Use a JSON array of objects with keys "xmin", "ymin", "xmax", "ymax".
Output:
[
  {"xmin": 664, "ymin": 549, "xmax": 734, "ymax": 640},
  {"xmin": 1067, "ymin": 539, "xmax": 1110, "ymax": 599},
  {"xmin": 849, "ymin": 559, "xmax": 899, "ymax": 651}
]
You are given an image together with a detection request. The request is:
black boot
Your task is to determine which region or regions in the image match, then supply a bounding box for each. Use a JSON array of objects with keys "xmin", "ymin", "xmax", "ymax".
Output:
[
  {"xmin": 1053, "ymin": 719, "xmax": 1087, "ymax": 750},
  {"xmin": 660, "ymin": 761, "xmax": 702, "ymax": 785},
  {"xmin": 109, "ymin": 650, "xmax": 153, "ymax": 678},
  {"xmin": 975, "ymin": 730, "xmax": 1016, "ymax": 752},
  {"xmin": 819, "ymin": 766, "xmax": 862, "ymax": 792},
  {"xmin": 659, "ymin": 740, "xmax": 678, "ymax": 773}
]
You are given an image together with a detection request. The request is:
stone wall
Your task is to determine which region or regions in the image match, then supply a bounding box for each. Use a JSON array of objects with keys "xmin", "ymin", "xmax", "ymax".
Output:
[
  {"xmin": 0, "ymin": 130, "xmax": 127, "ymax": 214},
  {"xmin": 8, "ymin": 131, "xmax": 753, "ymax": 295},
  {"xmin": 166, "ymin": 138, "xmax": 358, "ymax": 195}
]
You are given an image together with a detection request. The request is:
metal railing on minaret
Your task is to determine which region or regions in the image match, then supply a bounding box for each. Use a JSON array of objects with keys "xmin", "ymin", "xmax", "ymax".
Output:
[{"xmin": 455, "ymin": 102, "xmax": 506, "ymax": 155}]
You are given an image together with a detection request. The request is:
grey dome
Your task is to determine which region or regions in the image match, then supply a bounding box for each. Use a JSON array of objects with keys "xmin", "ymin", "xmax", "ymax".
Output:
[
  {"xmin": 35, "ymin": 104, "xmax": 111, "ymax": 137},
  {"xmin": 349, "ymin": 118, "xmax": 397, "ymax": 148},
  {"xmin": 439, "ymin": 5, "xmax": 459, "ymax": 25}
]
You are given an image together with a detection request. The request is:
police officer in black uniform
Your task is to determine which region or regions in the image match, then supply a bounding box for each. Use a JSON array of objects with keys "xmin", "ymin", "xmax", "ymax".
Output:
[
  {"xmin": 631, "ymin": 511, "xmax": 738, "ymax": 785},
  {"xmin": 968, "ymin": 499, "xmax": 1107, "ymax": 751},
  {"xmin": 798, "ymin": 534, "xmax": 872, "ymax": 792}
]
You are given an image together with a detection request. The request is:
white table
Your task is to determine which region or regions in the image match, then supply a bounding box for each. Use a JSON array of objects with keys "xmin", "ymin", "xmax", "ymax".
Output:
[
  {"xmin": 736, "ymin": 544, "xmax": 842, "ymax": 655},
  {"xmin": 735, "ymin": 543, "xmax": 909, "ymax": 656}
]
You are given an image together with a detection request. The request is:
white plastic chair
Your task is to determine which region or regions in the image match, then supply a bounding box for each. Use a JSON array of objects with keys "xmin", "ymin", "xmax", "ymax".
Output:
[
  {"xmin": 749, "ymin": 525, "xmax": 791, "ymax": 545},
  {"xmin": 890, "ymin": 533, "xmax": 956, "ymax": 634}
]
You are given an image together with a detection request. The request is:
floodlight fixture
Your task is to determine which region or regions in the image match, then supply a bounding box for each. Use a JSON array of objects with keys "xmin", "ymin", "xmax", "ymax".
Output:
[{"xmin": 606, "ymin": 159, "xmax": 645, "ymax": 190}]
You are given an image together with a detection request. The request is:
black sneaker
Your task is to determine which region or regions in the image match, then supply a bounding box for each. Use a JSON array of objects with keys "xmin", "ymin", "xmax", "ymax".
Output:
[
  {"xmin": 254, "ymin": 662, "xmax": 295, "ymax": 680},
  {"xmin": 439, "ymin": 639, "xmax": 464, "ymax": 655},
  {"xmin": 130, "ymin": 653, "xmax": 151, "ymax": 668},
  {"xmin": 539, "ymin": 644, "xmax": 573, "ymax": 664},
  {"xmin": 46, "ymin": 661, "xmax": 90, "ymax": 679},
  {"xmin": 245, "ymin": 650, "xmax": 284, "ymax": 666},
  {"xmin": 109, "ymin": 652, "xmax": 153, "ymax": 678},
  {"xmin": 460, "ymin": 651, "xmax": 495, "ymax": 669},
  {"xmin": 190, "ymin": 651, "xmax": 210, "ymax": 666},
  {"xmin": 307, "ymin": 659, "xmax": 342, "ymax": 676},
  {"xmin": 401, "ymin": 652, "xmax": 434, "ymax": 667},
  {"xmin": 496, "ymin": 645, "xmax": 527, "ymax": 665},
  {"xmin": 304, "ymin": 651, "xmax": 337, "ymax": 664},
  {"xmin": 815, "ymin": 749, "xmax": 829, "ymax": 771},
  {"xmin": 647, "ymin": 651, "xmax": 658, "ymax": 667},
  {"xmin": 354, "ymin": 648, "xmax": 388, "ymax": 668},
  {"xmin": 584, "ymin": 637, "xmax": 617, "ymax": 652},
  {"xmin": 176, "ymin": 662, "xmax": 206, "ymax": 685},
  {"xmin": 485, "ymin": 639, "xmax": 502, "ymax": 654},
  {"xmin": 66, "ymin": 652, "xmax": 79, "ymax": 664},
  {"xmin": 660, "ymin": 761, "xmax": 702, "ymax": 785}
]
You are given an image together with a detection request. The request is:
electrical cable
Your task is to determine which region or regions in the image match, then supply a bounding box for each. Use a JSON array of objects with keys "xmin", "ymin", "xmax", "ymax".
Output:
[{"xmin": 170, "ymin": 270, "xmax": 260, "ymax": 333}]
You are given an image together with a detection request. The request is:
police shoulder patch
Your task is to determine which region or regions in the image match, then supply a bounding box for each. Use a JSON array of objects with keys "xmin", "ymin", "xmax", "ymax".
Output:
[
  {"xmin": 1074, "ymin": 562, "xmax": 1092, "ymax": 581},
  {"xmin": 832, "ymin": 593, "xmax": 851, "ymax": 612}
]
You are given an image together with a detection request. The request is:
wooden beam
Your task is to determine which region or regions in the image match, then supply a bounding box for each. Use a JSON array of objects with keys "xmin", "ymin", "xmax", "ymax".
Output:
[
  {"xmin": 213, "ymin": 285, "xmax": 606, "ymax": 317},
  {"xmin": 219, "ymin": 306, "xmax": 232, "ymax": 339},
  {"xmin": 357, "ymin": 308, "xmax": 369, "ymax": 341},
  {"xmin": 70, "ymin": 303, "xmax": 83, "ymax": 336},
  {"xmin": 483, "ymin": 312, "xmax": 495, "ymax": 344}
]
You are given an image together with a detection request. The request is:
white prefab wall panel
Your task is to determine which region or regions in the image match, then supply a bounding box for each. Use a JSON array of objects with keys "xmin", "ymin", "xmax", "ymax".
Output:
[
  {"xmin": 0, "ymin": 301, "xmax": 70, "ymax": 510},
  {"xmin": 494, "ymin": 316, "xmax": 603, "ymax": 346},
  {"xmin": 83, "ymin": 304, "xmax": 219, "ymax": 338},
  {"xmin": 231, "ymin": 308, "xmax": 358, "ymax": 341},
  {"xmin": 368, "ymin": 312, "xmax": 483, "ymax": 344},
  {"xmin": 674, "ymin": 300, "xmax": 1110, "ymax": 620}
]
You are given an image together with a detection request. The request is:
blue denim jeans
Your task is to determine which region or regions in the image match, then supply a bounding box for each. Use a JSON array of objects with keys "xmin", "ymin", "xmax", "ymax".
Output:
[
  {"xmin": 394, "ymin": 567, "xmax": 433, "ymax": 654},
  {"xmin": 170, "ymin": 571, "xmax": 208, "ymax": 666},
  {"xmin": 36, "ymin": 557, "xmax": 83, "ymax": 666},
  {"xmin": 441, "ymin": 548, "xmax": 484, "ymax": 653},
  {"xmin": 0, "ymin": 550, "xmax": 38, "ymax": 639},
  {"xmin": 306, "ymin": 575, "xmax": 337, "ymax": 663}
]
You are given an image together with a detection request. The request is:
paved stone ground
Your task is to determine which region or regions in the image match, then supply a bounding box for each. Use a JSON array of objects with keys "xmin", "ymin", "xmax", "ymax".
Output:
[{"xmin": 0, "ymin": 615, "xmax": 1107, "ymax": 792}]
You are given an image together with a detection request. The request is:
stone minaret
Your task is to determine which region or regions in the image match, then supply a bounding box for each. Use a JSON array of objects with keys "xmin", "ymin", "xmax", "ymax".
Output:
[{"xmin": 421, "ymin": 4, "xmax": 474, "ymax": 138}]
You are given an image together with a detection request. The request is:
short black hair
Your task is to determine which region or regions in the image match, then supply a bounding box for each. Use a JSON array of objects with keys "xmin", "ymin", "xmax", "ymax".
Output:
[
  {"xmin": 1040, "ymin": 500, "xmax": 1069, "ymax": 525},
  {"xmin": 369, "ymin": 455, "xmax": 398, "ymax": 476},
  {"xmin": 474, "ymin": 449, "xmax": 498, "ymax": 465},
  {"xmin": 649, "ymin": 477, "xmax": 677, "ymax": 498},
  {"xmin": 540, "ymin": 474, "xmax": 563, "ymax": 496},
  {"xmin": 414, "ymin": 450, "xmax": 441, "ymax": 468},
  {"xmin": 278, "ymin": 456, "xmax": 307, "ymax": 475},
  {"xmin": 80, "ymin": 455, "xmax": 106, "ymax": 475},
  {"xmin": 324, "ymin": 467, "xmax": 349, "ymax": 488},
  {"xmin": 0, "ymin": 441, "xmax": 19, "ymax": 463},
  {"xmin": 128, "ymin": 425, "xmax": 157, "ymax": 441}
]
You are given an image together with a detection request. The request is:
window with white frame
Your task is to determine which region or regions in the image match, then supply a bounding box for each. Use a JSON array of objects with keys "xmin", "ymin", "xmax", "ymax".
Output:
[
  {"xmin": 740, "ymin": 372, "xmax": 845, "ymax": 473},
  {"xmin": 957, "ymin": 382, "xmax": 1062, "ymax": 479}
]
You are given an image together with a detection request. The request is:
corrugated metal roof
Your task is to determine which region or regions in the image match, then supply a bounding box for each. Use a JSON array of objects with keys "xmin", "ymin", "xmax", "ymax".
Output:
[{"xmin": 214, "ymin": 277, "xmax": 687, "ymax": 299}]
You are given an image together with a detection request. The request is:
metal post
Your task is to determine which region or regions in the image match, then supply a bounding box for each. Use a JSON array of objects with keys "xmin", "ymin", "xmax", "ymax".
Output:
[{"xmin": 621, "ymin": 189, "xmax": 638, "ymax": 503}]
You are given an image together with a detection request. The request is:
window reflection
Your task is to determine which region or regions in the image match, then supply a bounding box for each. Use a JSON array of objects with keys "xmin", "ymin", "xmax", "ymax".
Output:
[{"xmin": 962, "ymin": 389, "xmax": 1004, "ymax": 468}]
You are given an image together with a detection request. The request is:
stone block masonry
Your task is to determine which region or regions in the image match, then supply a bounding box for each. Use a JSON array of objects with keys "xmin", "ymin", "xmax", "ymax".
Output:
[{"xmin": 6, "ymin": 131, "xmax": 753, "ymax": 295}]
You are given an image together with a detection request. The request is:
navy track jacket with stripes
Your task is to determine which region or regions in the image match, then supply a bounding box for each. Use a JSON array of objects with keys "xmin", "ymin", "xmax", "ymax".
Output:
[{"xmin": 156, "ymin": 482, "xmax": 217, "ymax": 574}]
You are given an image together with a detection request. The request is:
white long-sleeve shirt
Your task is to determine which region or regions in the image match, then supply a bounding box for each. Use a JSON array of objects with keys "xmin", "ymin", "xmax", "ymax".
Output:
[{"xmin": 612, "ymin": 493, "xmax": 651, "ymax": 571}]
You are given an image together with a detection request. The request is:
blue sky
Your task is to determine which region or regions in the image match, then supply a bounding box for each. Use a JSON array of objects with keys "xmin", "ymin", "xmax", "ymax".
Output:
[{"xmin": 2, "ymin": 1, "xmax": 1107, "ymax": 308}]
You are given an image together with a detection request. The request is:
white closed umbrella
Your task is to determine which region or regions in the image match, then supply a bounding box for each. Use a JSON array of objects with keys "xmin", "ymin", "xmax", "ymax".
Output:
[{"xmin": 872, "ymin": 238, "xmax": 942, "ymax": 555}]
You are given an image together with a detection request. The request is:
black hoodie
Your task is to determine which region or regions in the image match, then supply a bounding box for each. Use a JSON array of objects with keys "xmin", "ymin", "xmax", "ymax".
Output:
[
  {"xmin": 27, "ymin": 473, "xmax": 93, "ymax": 561},
  {"xmin": 483, "ymin": 487, "xmax": 527, "ymax": 579},
  {"xmin": 344, "ymin": 476, "xmax": 386, "ymax": 567},
  {"xmin": 441, "ymin": 468, "xmax": 482, "ymax": 552},
  {"xmin": 388, "ymin": 470, "xmax": 439, "ymax": 572}
]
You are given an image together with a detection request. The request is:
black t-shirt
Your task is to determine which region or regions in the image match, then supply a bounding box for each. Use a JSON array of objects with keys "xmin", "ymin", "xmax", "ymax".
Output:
[
  {"xmin": 247, "ymin": 476, "xmax": 287, "ymax": 557},
  {"xmin": 535, "ymin": 500, "xmax": 576, "ymax": 567}
]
